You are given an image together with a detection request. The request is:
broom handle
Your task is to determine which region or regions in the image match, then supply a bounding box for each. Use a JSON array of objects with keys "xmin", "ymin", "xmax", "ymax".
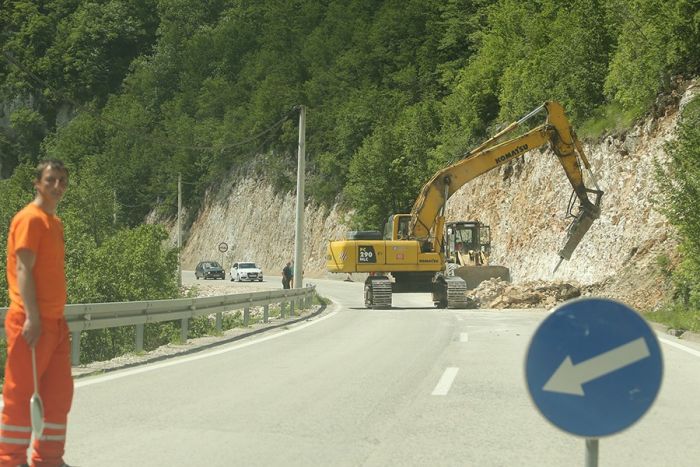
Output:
[{"xmin": 31, "ymin": 347, "xmax": 38, "ymax": 395}]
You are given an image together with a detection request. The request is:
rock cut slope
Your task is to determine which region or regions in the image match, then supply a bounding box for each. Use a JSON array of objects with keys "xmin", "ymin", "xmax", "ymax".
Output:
[{"xmin": 177, "ymin": 82, "xmax": 698, "ymax": 311}]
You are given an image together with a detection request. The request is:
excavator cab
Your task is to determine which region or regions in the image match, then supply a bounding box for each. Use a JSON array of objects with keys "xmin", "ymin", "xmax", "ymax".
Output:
[{"xmin": 385, "ymin": 214, "xmax": 412, "ymax": 240}]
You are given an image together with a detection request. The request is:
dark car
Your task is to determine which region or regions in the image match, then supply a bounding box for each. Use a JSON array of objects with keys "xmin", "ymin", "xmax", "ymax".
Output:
[{"xmin": 195, "ymin": 261, "xmax": 226, "ymax": 280}]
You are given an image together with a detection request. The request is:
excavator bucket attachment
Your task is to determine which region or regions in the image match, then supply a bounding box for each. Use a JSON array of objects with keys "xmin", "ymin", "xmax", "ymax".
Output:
[{"xmin": 452, "ymin": 265, "xmax": 511, "ymax": 290}]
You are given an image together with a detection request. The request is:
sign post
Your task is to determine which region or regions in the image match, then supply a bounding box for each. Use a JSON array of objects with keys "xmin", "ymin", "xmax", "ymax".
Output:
[
  {"xmin": 218, "ymin": 242, "xmax": 228, "ymax": 270},
  {"xmin": 525, "ymin": 297, "xmax": 663, "ymax": 466}
]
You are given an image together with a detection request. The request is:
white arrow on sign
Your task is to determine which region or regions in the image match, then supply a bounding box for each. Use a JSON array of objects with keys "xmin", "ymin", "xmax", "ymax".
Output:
[{"xmin": 543, "ymin": 337, "xmax": 650, "ymax": 396}]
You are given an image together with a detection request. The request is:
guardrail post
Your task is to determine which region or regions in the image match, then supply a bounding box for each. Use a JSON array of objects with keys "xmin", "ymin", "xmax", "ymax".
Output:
[
  {"xmin": 135, "ymin": 324, "xmax": 144, "ymax": 353},
  {"xmin": 290, "ymin": 300, "xmax": 295, "ymax": 317},
  {"xmin": 71, "ymin": 331, "xmax": 81, "ymax": 366},
  {"xmin": 180, "ymin": 318, "xmax": 188, "ymax": 344},
  {"xmin": 263, "ymin": 304, "xmax": 269, "ymax": 323},
  {"xmin": 244, "ymin": 307, "xmax": 250, "ymax": 326},
  {"xmin": 280, "ymin": 302, "xmax": 286, "ymax": 318},
  {"xmin": 216, "ymin": 312, "xmax": 222, "ymax": 333}
]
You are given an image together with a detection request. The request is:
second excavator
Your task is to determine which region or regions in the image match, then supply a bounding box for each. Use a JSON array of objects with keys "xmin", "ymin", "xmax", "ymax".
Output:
[{"xmin": 326, "ymin": 101, "xmax": 604, "ymax": 309}]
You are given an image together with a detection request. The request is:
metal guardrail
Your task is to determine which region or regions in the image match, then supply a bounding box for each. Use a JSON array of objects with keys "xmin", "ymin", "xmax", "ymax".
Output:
[{"xmin": 0, "ymin": 286, "xmax": 316, "ymax": 365}]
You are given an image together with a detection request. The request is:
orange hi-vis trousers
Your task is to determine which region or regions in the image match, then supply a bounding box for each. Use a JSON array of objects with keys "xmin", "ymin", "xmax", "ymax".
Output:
[{"xmin": 0, "ymin": 310, "xmax": 73, "ymax": 467}]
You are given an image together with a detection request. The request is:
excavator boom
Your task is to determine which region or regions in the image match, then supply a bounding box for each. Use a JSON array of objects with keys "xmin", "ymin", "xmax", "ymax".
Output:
[
  {"xmin": 409, "ymin": 102, "xmax": 602, "ymax": 256},
  {"xmin": 326, "ymin": 101, "xmax": 603, "ymax": 309}
]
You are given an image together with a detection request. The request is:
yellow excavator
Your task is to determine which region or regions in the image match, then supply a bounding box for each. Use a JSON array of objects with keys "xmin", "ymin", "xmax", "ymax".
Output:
[{"xmin": 326, "ymin": 101, "xmax": 604, "ymax": 308}]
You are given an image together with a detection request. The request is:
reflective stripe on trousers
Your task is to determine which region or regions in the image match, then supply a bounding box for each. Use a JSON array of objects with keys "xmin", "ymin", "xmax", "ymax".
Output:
[{"xmin": 0, "ymin": 311, "xmax": 73, "ymax": 467}]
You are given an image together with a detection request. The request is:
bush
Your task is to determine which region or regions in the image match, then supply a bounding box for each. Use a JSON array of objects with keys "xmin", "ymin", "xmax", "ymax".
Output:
[
  {"xmin": 656, "ymin": 95, "xmax": 700, "ymax": 310},
  {"xmin": 68, "ymin": 224, "xmax": 179, "ymax": 304}
]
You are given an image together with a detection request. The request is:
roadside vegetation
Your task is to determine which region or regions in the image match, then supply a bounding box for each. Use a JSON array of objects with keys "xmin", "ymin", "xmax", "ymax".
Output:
[
  {"xmin": 648, "ymin": 95, "xmax": 700, "ymax": 331},
  {"xmin": 0, "ymin": 1, "xmax": 699, "ymax": 355}
]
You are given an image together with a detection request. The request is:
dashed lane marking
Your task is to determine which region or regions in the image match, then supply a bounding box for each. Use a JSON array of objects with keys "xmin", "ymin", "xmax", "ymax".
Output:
[{"xmin": 432, "ymin": 367, "xmax": 459, "ymax": 396}]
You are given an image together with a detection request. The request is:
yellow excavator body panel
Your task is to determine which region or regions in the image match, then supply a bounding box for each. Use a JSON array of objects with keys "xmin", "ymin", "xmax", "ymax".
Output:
[{"xmin": 326, "ymin": 240, "xmax": 443, "ymax": 273}]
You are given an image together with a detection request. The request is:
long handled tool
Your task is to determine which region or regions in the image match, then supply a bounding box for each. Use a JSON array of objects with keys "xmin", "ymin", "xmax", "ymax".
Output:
[{"xmin": 30, "ymin": 348, "xmax": 44, "ymax": 440}]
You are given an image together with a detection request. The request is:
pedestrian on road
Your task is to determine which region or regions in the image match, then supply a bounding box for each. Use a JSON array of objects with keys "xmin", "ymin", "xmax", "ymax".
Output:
[
  {"xmin": 1, "ymin": 160, "xmax": 73, "ymax": 467},
  {"xmin": 282, "ymin": 262, "xmax": 292, "ymax": 289}
]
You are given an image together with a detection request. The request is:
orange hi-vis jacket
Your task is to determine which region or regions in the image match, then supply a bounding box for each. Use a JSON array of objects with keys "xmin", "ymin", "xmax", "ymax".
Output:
[
  {"xmin": 6, "ymin": 204, "xmax": 67, "ymax": 318},
  {"xmin": 1, "ymin": 203, "xmax": 73, "ymax": 467}
]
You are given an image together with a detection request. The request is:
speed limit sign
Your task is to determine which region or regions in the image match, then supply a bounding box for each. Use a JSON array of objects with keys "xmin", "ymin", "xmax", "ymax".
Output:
[{"xmin": 218, "ymin": 242, "xmax": 228, "ymax": 253}]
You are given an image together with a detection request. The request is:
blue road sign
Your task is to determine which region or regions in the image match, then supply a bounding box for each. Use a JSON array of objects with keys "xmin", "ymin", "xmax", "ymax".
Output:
[{"xmin": 525, "ymin": 297, "xmax": 663, "ymax": 437}]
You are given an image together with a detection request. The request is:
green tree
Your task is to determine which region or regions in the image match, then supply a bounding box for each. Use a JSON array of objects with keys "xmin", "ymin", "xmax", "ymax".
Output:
[
  {"xmin": 605, "ymin": 0, "xmax": 700, "ymax": 114},
  {"xmin": 346, "ymin": 101, "xmax": 442, "ymax": 229},
  {"xmin": 0, "ymin": 164, "xmax": 34, "ymax": 307},
  {"xmin": 69, "ymin": 223, "xmax": 179, "ymax": 364},
  {"xmin": 496, "ymin": 0, "xmax": 611, "ymax": 121},
  {"xmin": 656, "ymin": 96, "xmax": 700, "ymax": 309},
  {"xmin": 68, "ymin": 224, "xmax": 178, "ymax": 304}
]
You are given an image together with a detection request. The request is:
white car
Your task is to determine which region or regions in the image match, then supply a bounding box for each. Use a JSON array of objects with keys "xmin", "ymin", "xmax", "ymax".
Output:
[{"xmin": 231, "ymin": 262, "xmax": 264, "ymax": 282}]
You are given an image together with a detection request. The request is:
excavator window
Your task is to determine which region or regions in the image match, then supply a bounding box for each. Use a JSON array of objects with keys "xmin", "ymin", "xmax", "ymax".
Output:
[
  {"xmin": 454, "ymin": 226, "xmax": 475, "ymax": 250},
  {"xmin": 397, "ymin": 216, "xmax": 410, "ymax": 240}
]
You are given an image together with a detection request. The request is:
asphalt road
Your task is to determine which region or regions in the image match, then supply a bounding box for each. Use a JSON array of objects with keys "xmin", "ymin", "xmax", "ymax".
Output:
[{"xmin": 64, "ymin": 276, "xmax": 700, "ymax": 466}]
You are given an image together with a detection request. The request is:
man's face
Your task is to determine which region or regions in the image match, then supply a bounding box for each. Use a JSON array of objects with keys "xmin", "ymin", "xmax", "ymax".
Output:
[{"xmin": 35, "ymin": 166, "xmax": 68, "ymax": 204}]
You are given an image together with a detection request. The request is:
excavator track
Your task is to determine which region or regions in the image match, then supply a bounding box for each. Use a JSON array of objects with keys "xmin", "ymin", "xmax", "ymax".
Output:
[
  {"xmin": 364, "ymin": 276, "xmax": 392, "ymax": 309},
  {"xmin": 435, "ymin": 276, "xmax": 469, "ymax": 309}
]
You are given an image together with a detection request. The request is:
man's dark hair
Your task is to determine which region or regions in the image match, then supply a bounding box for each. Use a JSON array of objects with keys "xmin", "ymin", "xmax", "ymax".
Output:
[{"xmin": 35, "ymin": 159, "xmax": 69, "ymax": 181}]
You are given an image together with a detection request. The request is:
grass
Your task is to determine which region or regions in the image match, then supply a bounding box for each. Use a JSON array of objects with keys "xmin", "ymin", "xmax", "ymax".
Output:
[
  {"xmin": 578, "ymin": 102, "xmax": 643, "ymax": 140},
  {"xmin": 645, "ymin": 305, "xmax": 700, "ymax": 333},
  {"xmin": 314, "ymin": 293, "xmax": 331, "ymax": 306}
]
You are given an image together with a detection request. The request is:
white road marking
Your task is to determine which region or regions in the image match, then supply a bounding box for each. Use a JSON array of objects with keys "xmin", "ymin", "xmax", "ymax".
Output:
[
  {"xmin": 658, "ymin": 336, "xmax": 700, "ymax": 358},
  {"xmin": 460, "ymin": 332, "xmax": 469, "ymax": 342},
  {"xmin": 73, "ymin": 310, "xmax": 340, "ymax": 388},
  {"xmin": 432, "ymin": 367, "xmax": 459, "ymax": 396}
]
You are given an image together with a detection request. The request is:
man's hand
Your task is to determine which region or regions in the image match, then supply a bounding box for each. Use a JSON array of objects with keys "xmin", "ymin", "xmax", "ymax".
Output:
[{"xmin": 22, "ymin": 317, "xmax": 41, "ymax": 348}]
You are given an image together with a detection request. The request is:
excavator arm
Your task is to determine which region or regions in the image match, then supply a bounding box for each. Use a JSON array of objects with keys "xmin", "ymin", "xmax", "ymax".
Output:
[{"xmin": 408, "ymin": 101, "xmax": 602, "ymax": 262}]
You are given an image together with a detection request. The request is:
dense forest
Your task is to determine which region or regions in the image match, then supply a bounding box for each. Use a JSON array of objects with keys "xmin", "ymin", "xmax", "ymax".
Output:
[{"xmin": 1, "ymin": 0, "xmax": 699, "ymax": 319}]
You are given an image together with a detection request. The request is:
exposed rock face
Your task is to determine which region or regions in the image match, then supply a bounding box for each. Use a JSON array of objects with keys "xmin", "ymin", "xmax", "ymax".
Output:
[
  {"xmin": 178, "ymin": 82, "xmax": 698, "ymax": 311},
  {"xmin": 179, "ymin": 178, "xmax": 351, "ymax": 280}
]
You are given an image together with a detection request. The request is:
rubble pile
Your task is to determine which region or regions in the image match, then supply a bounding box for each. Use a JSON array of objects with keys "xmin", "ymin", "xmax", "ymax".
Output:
[{"xmin": 467, "ymin": 278, "xmax": 582, "ymax": 309}]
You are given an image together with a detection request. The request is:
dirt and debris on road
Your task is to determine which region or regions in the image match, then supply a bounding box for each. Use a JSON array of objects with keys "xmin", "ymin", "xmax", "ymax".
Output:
[
  {"xmin": 466, "ymin": 253, "xmax": 674, "ymax": 312},
  {"xmin": 466, "ymin": 278, "xmax": 582, "ymax": 309}
]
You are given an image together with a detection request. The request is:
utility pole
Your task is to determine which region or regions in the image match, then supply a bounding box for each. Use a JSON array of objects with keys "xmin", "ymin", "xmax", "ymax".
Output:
[
  {"xmin": 293, "ymin": 105, "xmax": 306, "ymax": 289},
  {"xmin": 177, "ymin": 173, "xmax": 182, "ymax": 288}
]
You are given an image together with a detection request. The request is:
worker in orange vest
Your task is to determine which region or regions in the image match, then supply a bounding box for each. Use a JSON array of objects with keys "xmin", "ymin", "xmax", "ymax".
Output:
[{"xmin": 1, "ymin": 160, "xmax": 73, "ymax": 467}]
